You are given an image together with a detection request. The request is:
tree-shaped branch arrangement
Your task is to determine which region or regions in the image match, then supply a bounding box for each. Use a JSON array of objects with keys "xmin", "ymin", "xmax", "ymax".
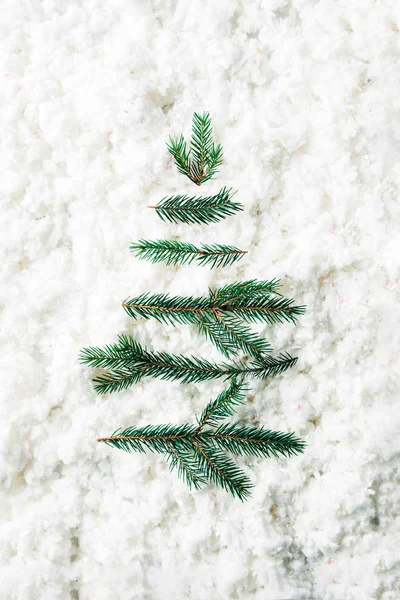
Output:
[
  {"xmin": 82, "ymin": 112, "xmax": 306, "ymax": 500},
  {"xmin": 122, "ymin": 279, "xmax": 305, "ymax": 358},
  {"xmin": 97, "ymin": 380, "xmax": 305, "ymax": 500}
]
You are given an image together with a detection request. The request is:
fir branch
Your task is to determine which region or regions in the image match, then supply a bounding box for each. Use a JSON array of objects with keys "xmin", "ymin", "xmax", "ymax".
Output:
[
  {"xmin": 192, "ymin": 441, "xmax": 252, "ymax": 500},
  {"xmin": 91, "ymin": 368, "xmax": 146, "ymax": 395},
  {"xmin": 220, "ymin": 294, "xmax": 306, "ymax": 325},
  {"xmin": 123, "ymin": 286, "xmax": 305, "ymax": 327},
  {"xmin": 203, "ymin": 423, "xmax": 307, "ymax": 458},
  {"xmin": 209, "ymin": 278, "xmax": 283, "ymax": 304},
  {"xmin": 195, "ymin": 312, "xmax": 234, "ymax": 358},
  {"xmin": 80, "ymin": 336, "xmax": 297, "ymax": 393},
  {"xmin": 122, "ymin": 292, "xmax": 209, "ymax": 326},
  {"xmin": 166, "ymin": 135, "xmax": 191, "ymax": 180},
  {"xmin": 190, "ymin": 112, "xmax": 214, "ymax": 183},
  {"xmin": 196, "ymin": 312, "xmax": 272, "ymax": 359},
  {"xmin": 148, "ymin": 187, "xmax": 243, "ymax": 225},
  {"xmin": 204, "ymin": 143, "xmax": 223, "ymax": 183},
  {"xmin": 164, "ymin": 442, "xmax": 206, "ymax": 490},
  {"xmin": 196, "ymin": 379, "xmax": 248, "ymax": 431},
  {"xmin": 97, "ymin": 383, "xmax": 306, "ymax": 500},
  {"xmin": 167, "ymin": 112, "xmax": 223, "ymax": 185},
  {"xmin": 79, "ymin": 337, "xmax": 142, "ymax": 370},
  {"xmin": 130, "ymin": 239, "xmax": 247, "ymax": 269},
  {"xmin": 99, "ymin": 424, "xmax": 197, "ymax": 453},
  {"xmin": 207, "ymin": 313, "xmax": 272, "ymax": 358},
  {"xmin": 122, "ymin": 282, "xmax": 305, "ymax": 358}
]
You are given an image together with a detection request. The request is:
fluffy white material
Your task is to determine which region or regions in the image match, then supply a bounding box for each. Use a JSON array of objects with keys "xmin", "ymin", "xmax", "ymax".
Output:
[{"xmin": 1, "ymin": 0, "xmax": 399, "ymax": 598}]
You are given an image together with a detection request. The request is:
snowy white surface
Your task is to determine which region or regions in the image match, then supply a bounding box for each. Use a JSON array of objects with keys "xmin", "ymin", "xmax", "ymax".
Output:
[{"xmin": 1, "ymin": 1, "xmax": 399, "ymax": 599}]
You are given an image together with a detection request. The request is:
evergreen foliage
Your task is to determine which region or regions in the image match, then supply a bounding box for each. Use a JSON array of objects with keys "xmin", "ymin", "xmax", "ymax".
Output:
[
  {"xmin": 130, "ymin": 239, "xmax": 247, "ymax": 269},
  {"xmin": 167, "ymin": 112, "xmax": 223, "ymax": 185},
  {"xmin": 79, "ymin": 334, "xmax": 298, "ymax": 393},
  {"xmin": 97, "ymin": 380, "xmax": 306, "ymax": 500},
  {"xmin": 121, "ymin": 280, "xmax": 305, "ymax": 358},
  {"xmin": 80, "ymin": 111, "xmax": 307, "ymax": 500},
  {"xmin": 148, "ymin": 187, "xmax": 243, "ymax": 225}
]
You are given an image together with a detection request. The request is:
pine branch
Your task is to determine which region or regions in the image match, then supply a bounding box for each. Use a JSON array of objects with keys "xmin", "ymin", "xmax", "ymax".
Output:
[
  {"xmin": 195, "ymin": 312, "xmax": 234, "ymax": 357},
  {"xmin": 220, "ymin": 295, "xmax": 306, "ymax": 325},
  {"xmin": 130, "ymin": 239, "xmax": 247, "ymax": 269},
  {"xmin": 204, "ymin": 143, "xmax": 223, "ymax": 183},
  {"xmin": 122, "ymin": 282, "xmax": 305, "ymax": 358},
  {"xmin": 80, "ymin": 335, "xmax": 298, "ymax": 393},
  {"xmin": 97, "ymin": 382, "xmax": 306, "ymax": 500},
  {"xmin": 99, "ymin": 424, "xmax": 197, "ymax": 453},
  {"xmin": 192, "ymin": 441, "xmax": 252, "ymax": 500},
  {"xmin": 196, "ymin": 312, "xmax": 272, "ymax": 358},
  {"xmin": 203, "ymin": 423, "xmax": 307, "ymax": 458},
  {"xmin": 123, "ymin": 285, "xmax": 305, "ymax": 327},
  {"xmin": 166, "ymin": 135, "xmax": 191, "ymax": 180},
  {"xmin": 209, "ymin": 279, "xmax": 283, "ymax": 303},
  {"xmin": 167, "ymin": 112, "xmax": 223, "ymax": 185},
  {"xmin": 79, "ymin": 336, "xmax": 142, "ymax": 370},
  {"xmin": 148, "ymin": 187, "xmax": 243, "ymax": 225},
  {"xmin": 196, "ymin": 379, "xmax": 248, "ymax": 431},
  {"xmin": 164, "ymin": 442, "xmax": 206, "ymax": 490},
  {"xmin": 123, "ymin": 292, "xmax": 209, "ymax": 326},
  {"xmin": 190, "ymin": 112, "xmax": 213, "ymax": 183}
]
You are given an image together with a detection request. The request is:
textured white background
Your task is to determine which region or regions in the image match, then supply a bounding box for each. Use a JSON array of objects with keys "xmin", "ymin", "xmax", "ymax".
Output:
[{"xmin": 1, "ymin": 1, "xmax": 399, "ymax": 599}]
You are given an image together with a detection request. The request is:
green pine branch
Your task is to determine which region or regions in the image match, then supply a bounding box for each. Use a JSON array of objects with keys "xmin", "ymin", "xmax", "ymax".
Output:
[
  {"xmin": 209, "ymin": 278, "xmax": 282, "ymax": 303},
  {"xmin": 122, "ymin": 285, "xmax": 304, "ymax": 326},
  {"xmin": 97, "ymin": 380, "xmax": 306, "ymax": 500},
  {"xmin": 130, "ymin": 239, "xmax": 247, "ymax": 269},
  {"xmin": 167, "ymin": 112, "xmax": 223, "ymax": 185},
  {"xmin": 196, "ymin": 379, "xmax": 249, "ymax": 430},
  {"xmin": 121, "ymin": 280, "xmax": 305, "ymax": 358},
  {"xmin": 195, "ymin": 312, "xmax": 272, "ymax": 359},
  {"xmin": 148, "ymin": 187, "xmax": 243, "ymax": 225},
  {"xmin": 203, "ymin": 424, "xmax": 306, "ymax": 459},
  {"xmin": 79, "ymin": 334, "xmax": 298, "ymax": 393},
  {"xmin": 191, "ymin": 442, "xmax": 252, "ymax": 500},
  {"xmin": 166, "ymin": 135, "xmax": 190, "ymax": 180},
  {"xmin": 80, "ymin": 111, "xmax": 307, "ymax": 501}
]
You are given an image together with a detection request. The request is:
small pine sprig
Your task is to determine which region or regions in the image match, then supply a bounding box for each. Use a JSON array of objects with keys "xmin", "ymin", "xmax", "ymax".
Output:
[
  {"xmin": 195, "ymin": 313, "xmax": 272, "ymax": 359},
  {"xmin": 122, "ymin": 280, "xmax": 305, "ymax": 358},
  {"xmin": 167, "ymin": 112, "xmax": 223, "ymax": 185},
  {"xmin": 209, "ymin": 278, "xmax": 282, "ymax": 302},
  {"xmin": 196, "ymin": 379, "xmax": 249, "ymax": 431},
  {"xmin": 130, "ymin": 239, "xmax": 247, "ymax": 269},
  {"xmin": 79, "ymin": 334, "xmax": 298, "ymax": 394},
  {"xmin": 97, "ymin": 380, "xmax": 306, "ymax": 500},
  {"xmin": 166, "ymin": 135, "xmax": 190, "ymax": 180},
  {"xmin": 148, "ymin": 187, "xmax": 243, "ymax": 225}
]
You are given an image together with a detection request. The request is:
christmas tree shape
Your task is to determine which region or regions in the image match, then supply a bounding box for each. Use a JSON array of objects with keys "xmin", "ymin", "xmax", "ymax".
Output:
[{"xmin": 82, "ymin": 112, "xmax": 306, "ymax": 499}]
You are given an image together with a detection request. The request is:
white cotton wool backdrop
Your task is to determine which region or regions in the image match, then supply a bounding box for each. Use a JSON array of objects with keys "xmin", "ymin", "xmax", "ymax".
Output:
[{"xmin": 0, "ymin": 0, "xmax": 399, "ymax": 599}]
